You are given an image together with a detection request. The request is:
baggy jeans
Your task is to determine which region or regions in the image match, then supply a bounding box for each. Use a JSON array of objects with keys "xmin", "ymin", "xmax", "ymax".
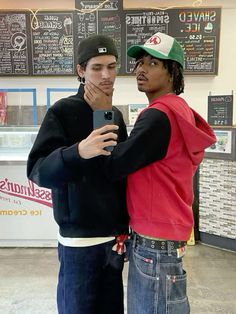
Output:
[
  {"xmin": 127, "ymin": 239, "xmax": 190, "ymax": 314},
  {"xmin": 57, "ymin": 240, "xmax": 125, "ymax": 314}
]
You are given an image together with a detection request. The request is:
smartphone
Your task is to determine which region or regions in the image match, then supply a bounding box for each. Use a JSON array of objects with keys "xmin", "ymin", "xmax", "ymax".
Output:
[{"xmin": 93, "ymin": 110, "xmax": 115, "ymax": 152}]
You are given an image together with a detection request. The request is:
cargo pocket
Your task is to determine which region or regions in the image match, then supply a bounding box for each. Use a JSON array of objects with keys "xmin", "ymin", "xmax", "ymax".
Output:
[{"xmin": 166, "ymin": 270, "xmax": 190, "ymax": 314}]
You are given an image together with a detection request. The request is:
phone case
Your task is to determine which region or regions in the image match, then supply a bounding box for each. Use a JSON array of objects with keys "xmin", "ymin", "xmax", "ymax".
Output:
[{"xmin": 93, "ymin": 110, "xmax": 115, "ymax": 152}]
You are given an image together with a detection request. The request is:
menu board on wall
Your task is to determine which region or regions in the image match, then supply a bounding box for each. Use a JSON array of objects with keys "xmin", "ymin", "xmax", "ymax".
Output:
[
  {"xmin": 0, "ymin": 6, "xmax": 221, "ymax": 76},
  {"xmin": 30, "ymin": 12, "xmax": 74, "ymax": 75},
  {"xmin": 123, "ymin": 7, "xmax": 221, "ymax": 75},
  {"xmin": 0, "ymin": 12, "xmax": 30, "ymax": 75},
  {"xmin": 74, "ymin": 0, "xmax": 123, "ymax": 73},
  {"xmin": 168, "ymin": 8, "xmax": 221, "ymax": 75},
  {"xmin": 124, "ymin": 10, "xmax": 170, "ymax": 74},
  {"xmin": 208, "ymin": 95, "xmax": 233, "ymax": 126}
]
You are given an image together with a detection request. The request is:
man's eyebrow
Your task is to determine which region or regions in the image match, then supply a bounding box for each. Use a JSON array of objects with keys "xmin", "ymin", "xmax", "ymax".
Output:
[
  {"xmin": 91, "ymin": 61, "xmax": 117, "ymax": 66},
  {"xmin": 150, "ymin": 56, "xmax": 159, "ymax": 60}
]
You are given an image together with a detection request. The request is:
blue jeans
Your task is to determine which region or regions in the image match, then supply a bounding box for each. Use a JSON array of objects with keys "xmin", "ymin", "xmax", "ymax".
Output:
[
  {"xmin": 127, "ymin": 239, "xmax": 190, "ymax": 314},
  {"xmin": 57, "ymin": 241, "xmax": 125, "ymax": 314}
]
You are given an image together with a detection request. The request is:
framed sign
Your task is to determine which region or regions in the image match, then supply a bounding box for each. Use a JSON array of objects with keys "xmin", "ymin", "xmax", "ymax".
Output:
[
  {"xmin": 208, "ymin": 95, "xmax": 233, "ymax": 126},
  {"xmin": 205, "ymin": 128, "xmax": 236, "ymax": 161},
  {"xmin": 128, "ymin": 103, "xmax": 147, "ymax": 125}
]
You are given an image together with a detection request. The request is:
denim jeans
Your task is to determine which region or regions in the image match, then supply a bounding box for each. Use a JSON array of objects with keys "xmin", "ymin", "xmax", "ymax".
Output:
[
  {"xmin": 127, "ymin": 239, "xmax": 190, "ymax": 314},
  {"xmin": 57, "ymin": 240, "xmax": 125, "ymax": 314}
]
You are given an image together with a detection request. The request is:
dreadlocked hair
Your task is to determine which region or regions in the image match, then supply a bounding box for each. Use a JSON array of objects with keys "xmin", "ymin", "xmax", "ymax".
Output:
[
  {"xmin": 133, "ymin": 52, "xmax": 185, "ymax": 95},
  {"xmin": 162, "ymin": 59, "xmax": 184, "ymax": 95}
]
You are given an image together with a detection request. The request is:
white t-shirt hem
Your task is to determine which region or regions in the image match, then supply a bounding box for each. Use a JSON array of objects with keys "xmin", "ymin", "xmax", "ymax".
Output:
[{"xmin": 57, "ymin": 232, "xmax": 115, "ymax": 247}]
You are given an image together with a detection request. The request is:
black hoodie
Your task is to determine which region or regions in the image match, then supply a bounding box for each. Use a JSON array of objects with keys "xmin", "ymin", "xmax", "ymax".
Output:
[{"xmin": 27, "ymin": 85, "xmax": 129, "ymax": 237}]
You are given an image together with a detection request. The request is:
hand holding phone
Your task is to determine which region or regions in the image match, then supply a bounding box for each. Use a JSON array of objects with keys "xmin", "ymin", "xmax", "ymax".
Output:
[{"xmin": 78, "ymin": 124, "xmax": 118, "ymax": 159}]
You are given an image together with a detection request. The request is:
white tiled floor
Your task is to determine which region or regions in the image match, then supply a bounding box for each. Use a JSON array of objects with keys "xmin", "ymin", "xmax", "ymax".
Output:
[{"xmin": 0, "ymin": 243, "xmax": 236, "ymax": 314}]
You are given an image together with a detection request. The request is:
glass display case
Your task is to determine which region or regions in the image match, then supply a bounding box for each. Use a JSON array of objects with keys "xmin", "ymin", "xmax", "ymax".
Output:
[
  {"xmin": 0, "ymin": 126, "xmax": 39, "ymax": 161},
  {"xmin": 0, "ymin": 126, "xmax": 57, "ymax": 247}
]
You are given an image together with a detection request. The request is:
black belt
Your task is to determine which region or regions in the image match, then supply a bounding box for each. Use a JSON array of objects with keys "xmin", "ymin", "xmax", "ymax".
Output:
[{"xmin": 133, "ymin": 233, "xmax": 186, "ymax": 251}]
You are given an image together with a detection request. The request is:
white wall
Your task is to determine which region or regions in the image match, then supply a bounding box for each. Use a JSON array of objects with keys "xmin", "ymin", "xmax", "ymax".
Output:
[{"xmin": 0, "ymin": 7, "xmax": 235, "ymax": 124}]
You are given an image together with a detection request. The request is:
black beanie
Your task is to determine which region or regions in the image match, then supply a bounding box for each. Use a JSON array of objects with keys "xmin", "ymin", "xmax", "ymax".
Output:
[{"xmin": 77, "ymin": 35, "xmax": 118, "ymax": 64}]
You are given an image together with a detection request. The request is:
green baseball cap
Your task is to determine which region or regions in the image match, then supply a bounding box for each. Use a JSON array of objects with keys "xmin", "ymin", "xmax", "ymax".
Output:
[{"xmin": 127, "ymin": 32, "xmax": 184, "ymax": 67}]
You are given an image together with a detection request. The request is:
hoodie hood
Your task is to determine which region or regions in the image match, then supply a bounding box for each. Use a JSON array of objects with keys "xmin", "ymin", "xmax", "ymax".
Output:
[{"xmin": 149, "ymin": 94, "xmax": 216, "ymax": 165}]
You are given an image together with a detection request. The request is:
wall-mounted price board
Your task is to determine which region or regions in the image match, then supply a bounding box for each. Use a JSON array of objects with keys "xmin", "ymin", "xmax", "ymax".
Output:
[
  {"xmin": 0, "ymin": 11, "xmax": 31, "ymax": 75},
  {"xmin": 30, "ymin": 12, "xmax": 75, "ymax": 75},
  {"xmin": 0, "ymin": 4, "xmax": 221, "ymax": 76},
  {"xmin": 208, "ymin": 95, "xmax": 233, "ymax": 126},
  {"xmin": 74, "ymin": 0, "xmax": 123, "ymax": 73},
  {"xmin": 169, "ymin": 8, "xmax": 221, "ymax": 75},
  {"xmin": 123, "ymin": 8, "xmax": 221, "ymax": 75}
]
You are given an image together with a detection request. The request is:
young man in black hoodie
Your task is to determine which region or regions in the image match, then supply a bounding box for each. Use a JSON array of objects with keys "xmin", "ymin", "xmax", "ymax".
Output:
[{"xmin": 27, "ymin": 35, "xmax": 129, "ymax": 314}]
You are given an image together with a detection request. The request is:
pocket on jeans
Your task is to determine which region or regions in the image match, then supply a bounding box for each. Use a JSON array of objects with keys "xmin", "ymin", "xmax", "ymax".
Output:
[
  {"xmin": 133, "ymin": 247, "xmax": 155, "ymax": 278},
  {"xmin": 108, "ymin": 250, "xmax": 125, "ymax": 271},
  {"xmin": 166, "ymin": 270, "xmax": 190, "ymax": 314}
]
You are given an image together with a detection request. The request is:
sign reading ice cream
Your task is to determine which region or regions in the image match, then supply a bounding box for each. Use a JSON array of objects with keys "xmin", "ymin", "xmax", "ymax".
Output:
[
  {"xmin": 0, "ymin": 164, "xmax": 58, "ymax": 246},
  {"xmin": 0, "ymin": 178, "xmax": 52, "ymax": 208}
]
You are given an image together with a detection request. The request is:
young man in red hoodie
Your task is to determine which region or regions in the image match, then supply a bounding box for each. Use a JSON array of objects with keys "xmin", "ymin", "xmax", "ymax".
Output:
[{"xmin": 78, "ymin": 32, "xmax": 216, "ymax": 314}]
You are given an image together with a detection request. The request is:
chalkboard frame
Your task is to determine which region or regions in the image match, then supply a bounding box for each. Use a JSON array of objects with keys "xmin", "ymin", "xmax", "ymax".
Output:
[{"xmin": 0, "ymin": 7, "xmax": 222, "ymax": 77}]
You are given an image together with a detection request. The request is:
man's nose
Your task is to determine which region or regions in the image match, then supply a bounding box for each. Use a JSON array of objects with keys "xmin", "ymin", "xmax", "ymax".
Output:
[
  {"xmin": 101, "ymin": 67, "xmax": 110, "ymax": 78},
  {"xmin": 134, "ymin": 63, "xmax": 147, "ymax": 75}
]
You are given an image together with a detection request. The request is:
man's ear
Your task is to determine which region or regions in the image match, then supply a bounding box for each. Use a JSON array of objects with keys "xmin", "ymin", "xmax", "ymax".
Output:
[{"xmin": 76, "ymin": 64, "xmax": 85, "ymax": 79}]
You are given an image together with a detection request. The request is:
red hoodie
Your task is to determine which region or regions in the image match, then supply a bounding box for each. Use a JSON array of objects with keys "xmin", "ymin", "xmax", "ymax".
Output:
[{"xmin": 127, "ymin": 94, "xmax": 216, "ymax": 241}]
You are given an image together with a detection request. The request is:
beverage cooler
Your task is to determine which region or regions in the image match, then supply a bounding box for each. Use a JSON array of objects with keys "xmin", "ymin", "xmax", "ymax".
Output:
[
  {"xmin": 199, "ymin": 127, "xmax": 236, "ymax": 251},
  {"xmin": 0, "ymin": 127, "xmax": 58, "ymax": 247}
]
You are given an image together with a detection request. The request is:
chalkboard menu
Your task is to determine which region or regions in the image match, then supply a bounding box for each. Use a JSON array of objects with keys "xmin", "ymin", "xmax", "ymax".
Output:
[
  {"xmin": 208, "ymin": 95, "xmax": 233, "ymax": 126},
  {"xmin": 124, "ymin": 10, "xmax": 170, "ymax": 74},
  {"xmin": 124, "ymin": 8, "xmax": 221, "ymax": 75},
  {"xmin": 168, "ymin": 8, "xmax": 221, "ymax": 74},
  {"xmin": 0, "ymin": 5, "xmax": 221, "ymax": 76},
  {"xmin": 0, "ymin": 12, "xmax": 30, "ymax": 75},
  {"xmin": 74, "ymin": 0, "xmax": 123, "ymax": 73},
  {"xmin": 31, "ymin": 12, "xmax": 74, "ymax": 75}
]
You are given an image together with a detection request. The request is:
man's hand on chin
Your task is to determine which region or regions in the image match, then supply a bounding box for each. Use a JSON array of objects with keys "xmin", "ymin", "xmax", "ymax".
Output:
[{"xmin": 84, "ymin": 81, "xmax": 113, "ymax": 111}]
